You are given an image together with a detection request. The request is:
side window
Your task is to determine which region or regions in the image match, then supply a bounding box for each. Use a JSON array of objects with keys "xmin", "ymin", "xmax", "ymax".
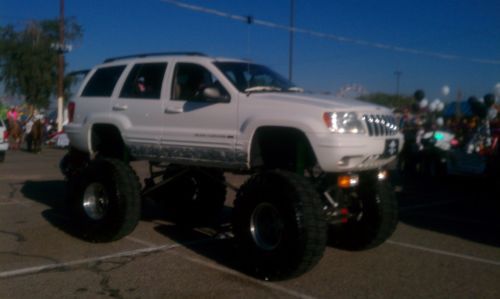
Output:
[
  {"xmin": 120, "ymin": 63, "xmax": 167, "ymax": 99},
  {"xmin": 172, "ymin": 63, "xmax": 229, "ymax": 102},
  {"xmin": 81, "ymin": 65, "xmax": 126, "ymax": 97}
]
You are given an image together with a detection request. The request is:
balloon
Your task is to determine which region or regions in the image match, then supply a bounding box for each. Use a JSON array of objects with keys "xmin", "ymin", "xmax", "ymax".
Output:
[
  {"xmin": 494, "ymin": 83, "xmax": 500, "ymax": 98},
  {"xmin": 436, "ymin": 117, "xmax": 444, "ymax": 126},
  {"xmin": 414, "ymin": 89, "xmax": 425, "ymax": 102},
  {"xmin": 441, "ymin": 85, "xmax": 450, "ymax": 97},
  {"xmin": 484, "ymin": 93, "xmax": 495, "ymax": 108},
  {"xmin": 468, "ymin": 96, "xmax": 487, "ymax": 118},
  {"xmin": 437, "ymin": 101, "xmax": 445, "ymax": 112},
  {"xmin": 419, "ymin": 98, "xmax": 428, "ymax": 109},
  {"xmin": 429, "ymin": 100, "xmax": 438, "ymax": 112},
  {"xmin": 488, "ymin": 108, "xmax": 498, "ymax": 120}
]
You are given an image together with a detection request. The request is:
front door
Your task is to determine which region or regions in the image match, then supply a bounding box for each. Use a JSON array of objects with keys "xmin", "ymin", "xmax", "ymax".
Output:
[{"xmin": 161, "ymin": 62, "xmax": 239, "ymax": 168}]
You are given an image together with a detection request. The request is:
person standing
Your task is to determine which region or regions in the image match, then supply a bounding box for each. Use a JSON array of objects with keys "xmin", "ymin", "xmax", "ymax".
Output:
[{"xmin": 6, "ymin": 106, "xmax": 18, "ymax": 128}]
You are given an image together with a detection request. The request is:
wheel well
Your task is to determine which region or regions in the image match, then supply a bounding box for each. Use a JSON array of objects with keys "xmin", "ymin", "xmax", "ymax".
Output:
[
  {"xmin": 250, "ymin": 127, "xmax": 317, "ymax": 172},
  {"xmin": 91, "ymin": 124, "xmax": 129, "ymax": 161}
]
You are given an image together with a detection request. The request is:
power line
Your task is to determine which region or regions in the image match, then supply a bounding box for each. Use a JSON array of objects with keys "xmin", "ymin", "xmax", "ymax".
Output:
[
  {"xmin": 289, "ymin": 0, "xmax": 295, "ymax": 81},
  {"xmin": 161, "ymin": 0, "xmax": 500, "ymax": 66}
]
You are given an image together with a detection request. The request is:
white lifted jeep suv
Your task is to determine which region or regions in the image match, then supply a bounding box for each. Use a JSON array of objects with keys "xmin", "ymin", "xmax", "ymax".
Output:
[{"xmin": 63, "ymin": 52, "xmax": 403, "ymax": 280}]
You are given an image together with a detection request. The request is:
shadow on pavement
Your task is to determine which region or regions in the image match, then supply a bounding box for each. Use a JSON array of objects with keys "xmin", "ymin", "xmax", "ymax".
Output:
[
  {"xmin": 153, "ymin": 223, "xmax": 245, "ymax": 275},
  {"xmin": 20, "ymin": 180, "xmax": 83, "ymax": 238},
  {"xmin": 20, "ymin": 180, "xmax": 66, "ymax": 210},
  {"xmin": 397, "ymin": 175, "xmax": 500, "ymax": 247},
  {"xmin": 142, "ymin": 196, "xmax": 248, "ymax": 275},
  {"xmin": 18, "ymin": 174, "xmax": 500, "ymax": 271}
]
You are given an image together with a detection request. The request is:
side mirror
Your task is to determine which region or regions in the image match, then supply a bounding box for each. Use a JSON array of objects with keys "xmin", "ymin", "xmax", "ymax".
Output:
[{"xmin": 203, "ymin": 87, "xmax": 230, "ymax": 103}]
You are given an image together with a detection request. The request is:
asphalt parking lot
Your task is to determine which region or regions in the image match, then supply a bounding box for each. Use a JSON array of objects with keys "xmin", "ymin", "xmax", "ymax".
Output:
[{"xmin": 1, "ymin": 148, "xmax": 499, "ymax": 298}]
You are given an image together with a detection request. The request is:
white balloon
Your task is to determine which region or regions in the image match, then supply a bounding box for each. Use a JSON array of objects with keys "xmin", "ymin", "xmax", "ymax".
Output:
[
  {"xmin": 436, "ymin": 117, "xmax": 444, "ymax": 126},
  {"xmin": 437, "ymin": 102, "xmax": 445, "ymax": 112},
  {"xmin": 495, "ymin": 83, "xmax": 500, "ymax": 98},
  {"xmin": 419, "ymin": 98, "xmax": 428, "ymax": 109},
  {"xmin": 429, "ymin": 101, "xmax": 437, "ymax": 112},
  {"xmin": 430, "ymin": 99, "xmax": 441, "ymax": 112},
  {"xmin": 488, "ymin": 108, "xmax": 498, "ymax": 120},
  {"xmin": 441, "ymin": 85, "xmax": 450, "ymax": 97}
]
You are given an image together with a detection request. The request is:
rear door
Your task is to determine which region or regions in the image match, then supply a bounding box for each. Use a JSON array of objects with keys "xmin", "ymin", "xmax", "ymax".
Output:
[{"xmin": 110, "ymin": 62, "xmax": 168, "ymax": 159}]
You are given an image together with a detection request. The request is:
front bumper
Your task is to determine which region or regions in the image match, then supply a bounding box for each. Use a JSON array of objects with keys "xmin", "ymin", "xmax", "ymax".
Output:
[{"xmin": 312, "ymin": 132, "xmax": 404, "ymax": 172}]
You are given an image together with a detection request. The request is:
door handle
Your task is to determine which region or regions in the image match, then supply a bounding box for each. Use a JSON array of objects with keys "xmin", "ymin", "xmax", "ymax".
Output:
[
  {"xmin": 164, "ymin": 107, "xmax": 183, "ymax": 114},
  {"xmin": 112, "ymin": 104, "xmax": 128, "ymax": 111}
]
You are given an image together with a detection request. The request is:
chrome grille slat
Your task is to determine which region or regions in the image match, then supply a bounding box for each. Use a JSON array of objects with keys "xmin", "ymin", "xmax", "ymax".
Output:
[{"xmin": 362, "ymin": 114, "xmax": 399, "ymax": 136}]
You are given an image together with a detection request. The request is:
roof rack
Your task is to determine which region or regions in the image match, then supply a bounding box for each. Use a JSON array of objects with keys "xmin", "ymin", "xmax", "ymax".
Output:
[{"xmin": 104, "ymin": 52, "xmax": 207, "ymax": 63}]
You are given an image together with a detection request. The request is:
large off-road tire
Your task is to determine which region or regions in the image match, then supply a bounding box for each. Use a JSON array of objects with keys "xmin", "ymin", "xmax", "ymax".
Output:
[
  {"xmin": 67, "ymin": 158, "xmax": 141, "ymax": 242},
  {"xmin": 329, "ymin": 173, "xmax": 398, "ymax": 250},
  {"xmin": 232, "ymin": 170, "xmax": 327, "ymax": 281},
  {"xmin": 160, "ymin": 165, "xmax": 227, "ymax": 224}
]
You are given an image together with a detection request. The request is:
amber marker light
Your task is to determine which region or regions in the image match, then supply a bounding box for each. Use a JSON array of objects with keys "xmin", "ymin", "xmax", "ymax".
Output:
[{"xmin": 337, "ymin": 175, "xmax": 359, "ymax": 188}]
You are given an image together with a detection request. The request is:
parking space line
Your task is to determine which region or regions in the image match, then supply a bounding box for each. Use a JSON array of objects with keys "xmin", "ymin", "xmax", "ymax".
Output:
[
  {"xmin": 387, "ymin": 240, "xmax": 500, "ymax": 266},
  {"xmin": 0, "ymin": 243, "xmax": 181, "ymax": 279},
  {"xmin": 125, "ymin": 236, "xmax": 158, "ymax": 247},
  {"xmin": 165, "ymin": 250, "xmax": 318, "ymax": 299},
  {"xmin": 0, "ymin": 234, "xmax": 317, "ymax": 298},
  {"xmin": 0, "ymin": 200, "xmax": 31, "ymax": 207}
]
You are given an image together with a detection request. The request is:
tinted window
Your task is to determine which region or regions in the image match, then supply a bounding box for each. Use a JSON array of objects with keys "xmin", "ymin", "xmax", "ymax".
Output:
[
  {"xmin": 172, "ymin": 63, "xmax": 229, "ymax": 102},
  {"xmin": 81, "ymin": 65, "xmax": 126, "ymax": 97},
  {"xmin": 120, "ymin": 63, "xmax": 167, "ymax": 99}
]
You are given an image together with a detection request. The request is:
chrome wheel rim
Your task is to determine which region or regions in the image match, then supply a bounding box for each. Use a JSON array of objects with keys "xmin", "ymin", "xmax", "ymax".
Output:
[
  {"xmin": 250, "ymin": 203, "xmax": 284, "ymax": 251},
  {"xmin": 82, "ymin": 182, "xmax": 109, "ymax": 220}
]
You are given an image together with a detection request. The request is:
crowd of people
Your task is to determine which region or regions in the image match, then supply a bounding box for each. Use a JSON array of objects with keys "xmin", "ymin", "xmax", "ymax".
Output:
[
  {"xmin": 397, "ymin": 90, "xmax": 499, "ymax": 177},
  {"xmin": 4, "ymin": 105, "xmax": 59, "ymax": 151}
]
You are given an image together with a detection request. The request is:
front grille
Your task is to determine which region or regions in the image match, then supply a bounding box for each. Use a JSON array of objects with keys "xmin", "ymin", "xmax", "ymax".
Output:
[{"xmin": 362, "ymin": 114, "xmax": 399, "ymax": 136}]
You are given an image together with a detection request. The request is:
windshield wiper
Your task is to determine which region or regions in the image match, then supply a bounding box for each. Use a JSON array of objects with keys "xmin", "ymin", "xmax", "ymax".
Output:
[{"xmin": 244, "ymin": 86, "xmax": 282, "ymax": 95}]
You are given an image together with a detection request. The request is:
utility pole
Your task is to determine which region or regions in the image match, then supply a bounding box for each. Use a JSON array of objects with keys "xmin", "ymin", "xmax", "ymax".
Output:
[
  {"xmin": 288, "ymin": 0, "xmax": 295, "ymax": 81},
  {"xmin": 394, "ymin": 70, "xmax": 402, "ymax": 96},
  {"xmin": 56, "ymin": 0, "xmax": 65, "ymax": 132}
]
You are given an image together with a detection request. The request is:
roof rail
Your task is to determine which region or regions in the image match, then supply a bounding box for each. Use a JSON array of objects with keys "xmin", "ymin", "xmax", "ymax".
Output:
[{"xmin": 104, "ymin": 52, "xmax": 207, "ymax": 63}]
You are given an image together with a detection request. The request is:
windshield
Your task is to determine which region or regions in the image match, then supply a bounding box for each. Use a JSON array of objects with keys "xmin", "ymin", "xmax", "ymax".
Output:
[{"xmin": 214, "ymin": 62, "xmax": 299, "ymax": 93}]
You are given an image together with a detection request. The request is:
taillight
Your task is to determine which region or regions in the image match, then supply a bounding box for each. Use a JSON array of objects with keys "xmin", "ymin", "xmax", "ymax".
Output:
[
  {"xmin": 68, "ymin": 101, "xmax": 75, "ymax": 123},
  {"xmin": 3, "ymin": 130, "xmax": 8, "ymax": 141}
]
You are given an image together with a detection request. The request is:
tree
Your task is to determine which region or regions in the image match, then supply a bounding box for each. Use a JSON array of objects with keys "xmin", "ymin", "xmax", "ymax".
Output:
[
  {"xmin": 0, "ymin": 18, "xmax": 82, "ymax": 112},
  {"xmin": 358, "ymin": 92, "xmax": 413, "ymax": 110}
]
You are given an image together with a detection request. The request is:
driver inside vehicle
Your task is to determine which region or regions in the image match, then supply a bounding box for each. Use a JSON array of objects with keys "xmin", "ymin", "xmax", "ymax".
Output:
[
  {"xmin": 173, "ymin": 63, "xmax": 227, "ymax": 101},
  {"xmin": 135, "ymin": 76, "xmax": 148, "ymax": 95}
]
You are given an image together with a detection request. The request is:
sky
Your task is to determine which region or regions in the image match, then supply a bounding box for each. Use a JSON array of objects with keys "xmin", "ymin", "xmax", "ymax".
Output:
[{"xmin": 1, "ymin": 0, "xmax": 500, "ymax": 101}]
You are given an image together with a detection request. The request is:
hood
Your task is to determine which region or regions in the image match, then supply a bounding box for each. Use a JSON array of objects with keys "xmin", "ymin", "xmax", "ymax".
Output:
[{"xmin": 247, "ymin": 92, "xmax": 392, "ymax": 113}]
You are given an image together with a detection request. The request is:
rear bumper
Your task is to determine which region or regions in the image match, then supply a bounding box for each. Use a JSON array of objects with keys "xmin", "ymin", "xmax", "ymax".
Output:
[
  {"xmin": 0, "ymin": 142, "xmax": 8, "ymax": 152},
  {"xmin": 64, "ymin": 123, "xmax": 90, "ymax": 153}
]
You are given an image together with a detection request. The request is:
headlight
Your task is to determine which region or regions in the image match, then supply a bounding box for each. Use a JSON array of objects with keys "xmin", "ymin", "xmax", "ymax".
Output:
[{"xmin": 323, "ymin": 112, "xmax": 365, "ymax": 134}]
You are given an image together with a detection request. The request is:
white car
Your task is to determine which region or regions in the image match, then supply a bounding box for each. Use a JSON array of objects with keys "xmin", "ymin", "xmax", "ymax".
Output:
[{"xmin": 0, "ymin": 119, "xmax": 8, "ymax": 162}]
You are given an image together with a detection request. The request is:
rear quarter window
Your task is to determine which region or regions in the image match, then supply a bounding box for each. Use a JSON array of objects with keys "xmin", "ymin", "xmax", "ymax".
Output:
[{"xmin": 81, "ymin": 65, "xmax": 126, "ymax": 97}]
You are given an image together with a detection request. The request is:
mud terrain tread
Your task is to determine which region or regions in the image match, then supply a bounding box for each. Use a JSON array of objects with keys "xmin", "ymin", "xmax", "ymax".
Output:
[
  {"xmin": 68, "ymin": 158, "xmax": 141, "ymax": 242},
  {"xmin": 233, "ymin": 170, "xmax": 327, "ymax": 280}
]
